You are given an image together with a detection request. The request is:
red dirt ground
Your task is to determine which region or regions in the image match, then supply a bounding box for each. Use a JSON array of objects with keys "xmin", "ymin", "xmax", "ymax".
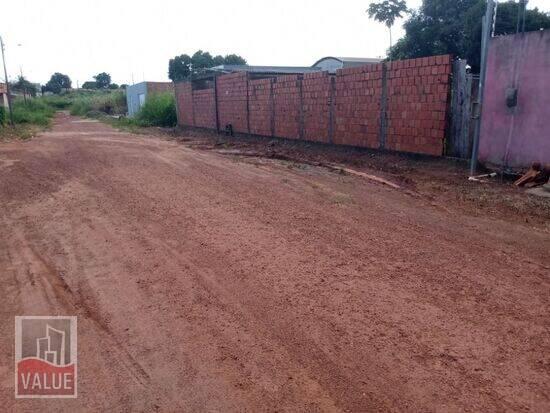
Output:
[{"xmin": 1, "ymin": 113, "xmax": 549, "ymax": 412}]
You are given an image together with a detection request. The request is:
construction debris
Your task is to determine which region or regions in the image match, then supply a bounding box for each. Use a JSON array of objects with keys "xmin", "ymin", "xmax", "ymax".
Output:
[
  {"xmin": 468, "ymin": 172, "xmax": 497, "ymax": 182},
  {"xmin": 514, "ymin": 162, "xmax": 550, "ymax": 188},
  {"xmin": 526, "ymin": 182, "xmax": 550, "ymax": 198},
  {"xmin": 325, "ymin": 164, "xmax": 401, "ymax": 189}
]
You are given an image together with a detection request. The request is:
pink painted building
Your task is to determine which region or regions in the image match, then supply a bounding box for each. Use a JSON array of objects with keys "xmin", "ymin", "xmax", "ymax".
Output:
[{"xmin": 479, "ymin": 29, "xmax": 550, "ymax": 170}]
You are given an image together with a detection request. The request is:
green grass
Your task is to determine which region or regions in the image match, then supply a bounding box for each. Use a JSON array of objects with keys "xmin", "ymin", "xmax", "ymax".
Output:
[
  {"xmin": 41, "ymin": 95, "xmax": 72, "ymax": 109},
  {"xmin": 11, "ymin": 98, "xmax": 55, "ymax": 126}
]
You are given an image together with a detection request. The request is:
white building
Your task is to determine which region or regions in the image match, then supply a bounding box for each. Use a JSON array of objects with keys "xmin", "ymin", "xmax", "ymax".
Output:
[{"xmin": 312, "ymin": 57, "xmax": 382, "ymax": 73}]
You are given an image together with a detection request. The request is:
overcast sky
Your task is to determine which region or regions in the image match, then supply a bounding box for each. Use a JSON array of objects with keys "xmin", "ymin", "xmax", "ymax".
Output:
[{"xmin": 2, "ymin": 0, "xmax": 548, "ymax": 86}]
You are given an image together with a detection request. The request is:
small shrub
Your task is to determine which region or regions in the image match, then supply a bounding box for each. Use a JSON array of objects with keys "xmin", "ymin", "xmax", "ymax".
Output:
[
  {"xmin": 0, "ymin": 106, "xmax": 5, "ymax": 126},
  {"xmin": 135, "ymin": 93, "xmax": 177, "ymax": 127}
]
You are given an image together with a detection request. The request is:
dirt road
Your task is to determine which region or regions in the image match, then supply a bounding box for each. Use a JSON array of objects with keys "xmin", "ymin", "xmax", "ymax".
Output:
[{"xmin": 1, "ymin": 113, "xmax": 549, "ymax": 412}]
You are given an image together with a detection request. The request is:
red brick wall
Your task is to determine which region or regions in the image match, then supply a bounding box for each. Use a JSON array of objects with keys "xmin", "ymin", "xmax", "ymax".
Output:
[
  {"xmin": 386, "ymin": 55, "xmax": 451, "ymax": 155},
  {"xmin": 175, "ymin": 82, "xmax": 193, "ymax": 126},
  {"xmin": 146, "ymin": 82, "xmax": 174, "ymax": 95},
  {"xmin": 192, "ymin": 89, "xmax": 216, "ymax": 129},
  {"xmin": 302, "ymin": 72, "xmax": 331, "ymax": 143},
  {"xmin": 334, "ymin": 63, "xmax": 384, "ymax": 148},
  {"xmin": 174, "ymin": 54, "xmax": 453, "ymax": 156},
  {"xmin": 217, "ymin": 72, "xmax": 249, "ymax": 133},
  {"xmin": 273, "ymin": 75, "xmax": 302, "ymax": 140},
  {"xmin": 249, "ymin": 78, "xmax": 273, "ymax": 137}
]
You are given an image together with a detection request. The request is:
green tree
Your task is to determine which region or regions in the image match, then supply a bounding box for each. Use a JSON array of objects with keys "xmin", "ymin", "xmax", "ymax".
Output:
[
  {"xmin": 191, "ymin": 50, "xmax": 214, "ymax": 69},
  {"xmin": 168, "ymin": 51, "xmax": 247, "ymax": 81},
  {"xmin": 212, "ymin": 55, "xmax": 225, "ymax": 66},
  {"xmin": 45, "ymin": 72, "xmax": 71, "ymax": 94},
  {"xmin": 390, "ymin": 0, "xmax": 550, "ymax": 72},
  {"xmin": 11, "ymin": 76, "xmax": 37, "ymax": 98},
  {"xmin": 168, "ymin": 54, "xmax": 192, "ymax": 81},
  {"xmin": 82, "ymin": 81, "xmax": 97, "ymax": 90},
  {"xmin": 223, "ymin": 54, "xmax": 247, "ymax": 65},
  {"xmin": 367, "ymin": 0, "xmax": 409, "ymax": 53},
  {"xmin": 94, "ymin": 72, "xmax": 111, "ymax": 89}
]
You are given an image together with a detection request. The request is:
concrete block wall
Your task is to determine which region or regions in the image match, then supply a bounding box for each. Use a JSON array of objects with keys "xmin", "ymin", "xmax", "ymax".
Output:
[
  {"xmin": 174, "ymin": 54, "xmax": 453, "ymax": 157},
  {"xmin": 217, "ymin": 72, "xmax": 249, "ymax": 133}
]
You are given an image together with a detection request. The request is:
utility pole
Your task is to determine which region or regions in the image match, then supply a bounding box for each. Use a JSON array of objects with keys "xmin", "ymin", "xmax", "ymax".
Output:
[
  {"xmin": 0, "ymin": 35, "xmax": 14, "ymax": 126},
  {"xmin": 470, "ymin": 0, "xmax": 495, "ymax": 175}
]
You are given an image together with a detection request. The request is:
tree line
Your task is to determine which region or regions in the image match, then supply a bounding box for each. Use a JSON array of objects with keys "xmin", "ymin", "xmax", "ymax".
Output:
[
  {"xmin": 31, "ymin": 49, "xmax": 248, "ymax": 94},
  {"xmin": 38, "ymin": 72, "xmax": 126, "ymax": 94},
  {"xmin": 368, "ymin": 0, "xmax": 550, "ymax": 72}
]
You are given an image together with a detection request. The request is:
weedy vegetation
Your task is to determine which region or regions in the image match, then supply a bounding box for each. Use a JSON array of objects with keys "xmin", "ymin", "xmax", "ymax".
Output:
[{"xmin": 1, "ymin": 87, "xmax": 177, "ymax": 141}]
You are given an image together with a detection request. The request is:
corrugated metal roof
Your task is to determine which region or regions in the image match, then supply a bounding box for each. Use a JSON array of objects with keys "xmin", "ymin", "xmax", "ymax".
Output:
[
  {"xmin": 312, "ymin": 56, "xmax": 382, "ymax": 67},
  {"xmin": 211, "ymin": 65, "xmax": 321, "ymax": 74},
  {"xmin": 335, "ymin": 57, "xmax": 382, "ymax": 64}
]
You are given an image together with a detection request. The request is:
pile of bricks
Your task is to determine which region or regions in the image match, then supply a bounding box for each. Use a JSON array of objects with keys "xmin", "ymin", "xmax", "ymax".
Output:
[
  {"xmin": 248, "ymin": 78, "xmax": 273, "ymax": 137},
  {"xmin": 217, "ymin": 72, "xmax": 249, "ymax": 133},
  {"xmin": 386, "ymin": 55, "xmax": 452, "ymax": 155},
  {"xmin": 192, "ymin": 89, "xmax": 216, "ymax": 129},
  {"xmin": 334, "ymin": 63, "xmax": 384, "ymax": 149},
  {"xmin": 273, "ymin": 75, "xmax": 302, "ymax": 140},
  {"xmin": 302, "ymin": 72, "xmax": 331, "ymax": 143}
]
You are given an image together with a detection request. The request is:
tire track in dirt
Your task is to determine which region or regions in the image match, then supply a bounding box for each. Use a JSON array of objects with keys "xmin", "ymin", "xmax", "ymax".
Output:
[{"xmin": 1, "ymin": 113, "xmax": 549, "ymax": 412}]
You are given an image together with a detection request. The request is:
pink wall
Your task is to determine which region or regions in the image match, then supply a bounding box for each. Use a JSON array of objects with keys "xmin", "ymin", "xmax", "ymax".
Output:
[{"xmin": 479, "ymin": 30, "xmax": 550, "ymax": 169}]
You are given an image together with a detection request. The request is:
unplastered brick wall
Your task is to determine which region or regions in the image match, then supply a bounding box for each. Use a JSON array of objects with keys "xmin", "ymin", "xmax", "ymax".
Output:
[
  {"xmin": 174, "ymin": 54, "xmax": 453, "ymax": 157},
  {"xmin": 147, "ymin": 82, "xmax": 174, "ymax": 95},
  {"xmin": 273, "ymin": 75, "xmax": 302, "ymax": 140},
  {"xmin": 217, "ymin": 72, "xmax": 249, "ymax": 133},
  {"xmin": 334, "ymin": 63, "xmax": 383, "ymax": 148},
  {"xmin": 302, "ymin": 72, "xmax": 332, "ymax": 143},
  {"xmin": 386, "ymin": 55, "xmax": 451, "ymax": 155},
  {"xmin": 249, "ymin": 78, "xmax": 273, "ymax": 137},
  {"xmin": 192, "ymin": 89, "xmax": 216, "ymax": 129},
  {"xmin": 175, "ymin": 82, "xmax": 193, "ymax": 126}
]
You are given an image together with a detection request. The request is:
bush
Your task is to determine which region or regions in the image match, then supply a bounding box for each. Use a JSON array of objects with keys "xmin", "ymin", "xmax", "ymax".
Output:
[
  {"xmin": 135, "ymin": 93, "xmax": 177, "ymax": 127},
  {"xmin": 42, "ymin": 95, "xmax": 72, "ymax": 109},
  {"xmin": 12, "ymin": 99, "xmax": 55, "ymax": 126},
  {"xmin": 69, "ymin": 91, "xmax": 126, "ymax": 116},
  {"xmin": 0, "ymin": 106, "xmax": 5, "ymax": 126}
]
